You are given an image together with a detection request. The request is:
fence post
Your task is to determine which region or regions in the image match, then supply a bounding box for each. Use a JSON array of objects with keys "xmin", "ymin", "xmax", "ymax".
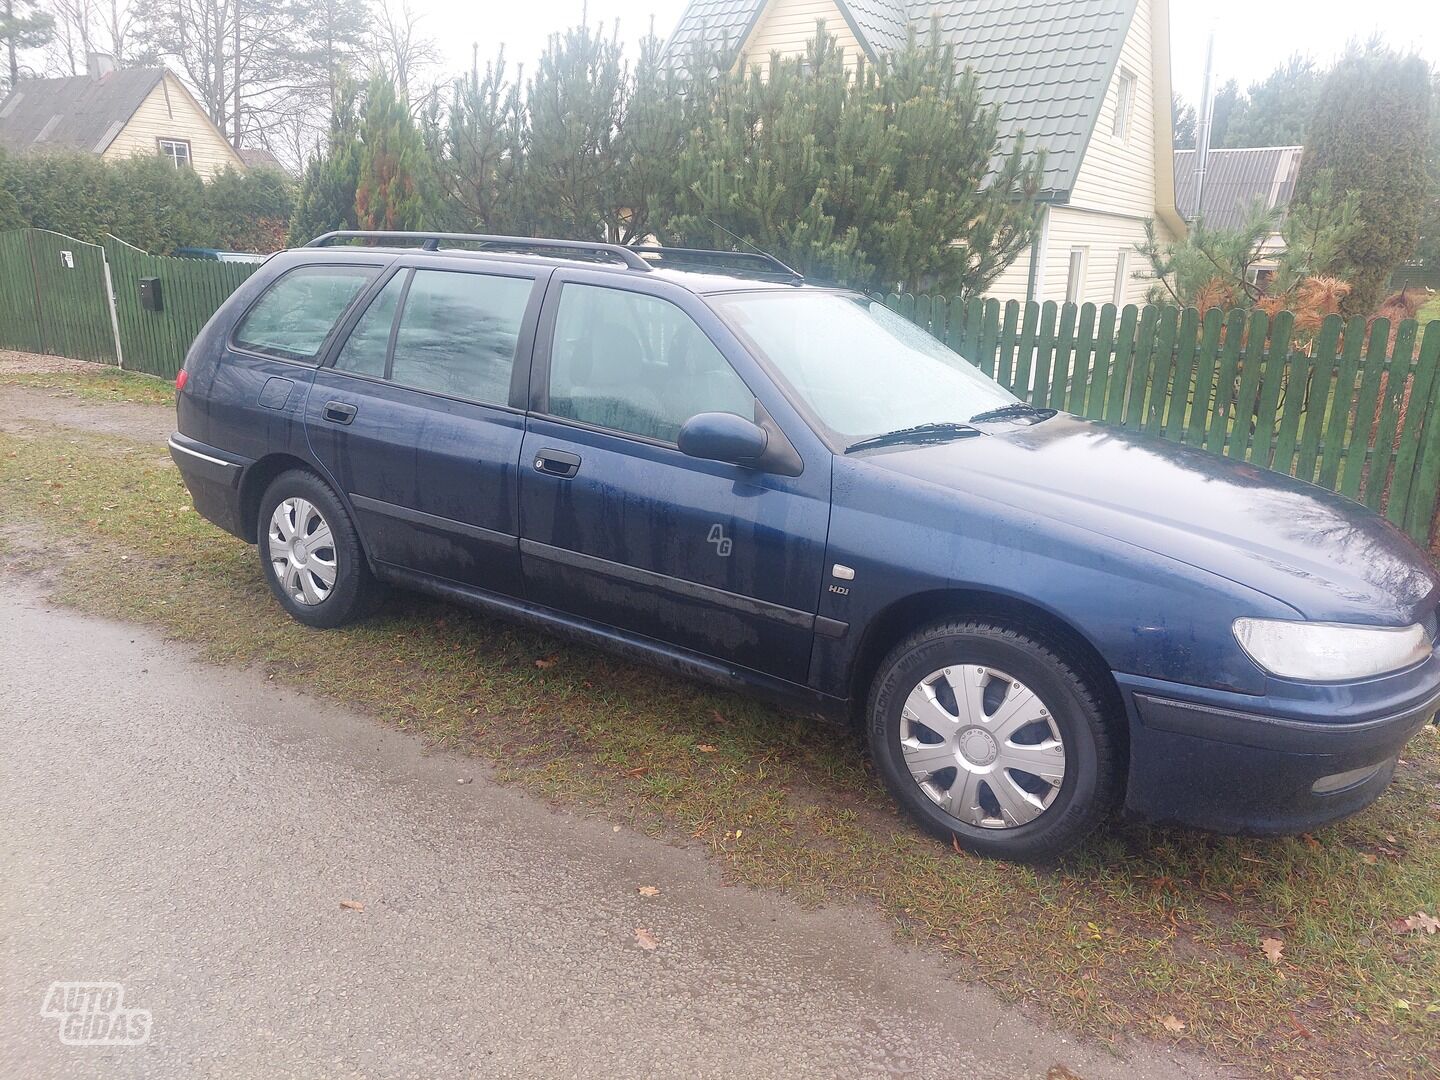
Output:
[
  {"xmin": 100, "ymin": 251, "xmax": 125, "ymax": 370},
  {"xmin": 1400, "ymin": 322, "xmax": 1440, "ymax": 540},
  {"xmin": 24, "ymin": 229, "xmax": 47, "ymax": 356}
]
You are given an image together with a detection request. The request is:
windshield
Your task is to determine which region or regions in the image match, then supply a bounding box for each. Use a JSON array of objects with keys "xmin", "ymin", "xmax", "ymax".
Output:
[{"xmin": 710, "ymin": 291, "xmax": 1016, "ymax": 443}]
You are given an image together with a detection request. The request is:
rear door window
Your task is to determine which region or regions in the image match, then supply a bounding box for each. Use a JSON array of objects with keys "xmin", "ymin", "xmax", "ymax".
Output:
[
  {"xmin": 333, "ymin": 272, "xmax": 407, "ymax": 378},
  {"xmin": 233, "ymin": 265, "xmax": 376, "ymax": 362},
  {"xmin": 387, "ymin": 270, "xmax": 534, "ymax": 405}
]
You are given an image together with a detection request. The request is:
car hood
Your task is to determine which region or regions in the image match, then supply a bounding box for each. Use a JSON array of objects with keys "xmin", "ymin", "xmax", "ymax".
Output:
[{"xmin": 857, "ymin": 414, "xmax": 1439, "ymax": 625}]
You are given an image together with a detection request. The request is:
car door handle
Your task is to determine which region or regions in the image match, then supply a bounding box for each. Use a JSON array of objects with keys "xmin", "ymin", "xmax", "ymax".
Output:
[
  {"xmin": 533, "ymin": 448, "xmax": 581, "ymax": 479},
  {"xmin": 323, "ymin": 400, "xmax": 357, "ymax": 425}
]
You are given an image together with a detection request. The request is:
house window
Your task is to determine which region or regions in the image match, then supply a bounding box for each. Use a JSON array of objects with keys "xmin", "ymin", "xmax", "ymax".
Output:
[
  {"xmin": 157, "ymin": 138, "xmax": 192, "ymax": 169},
  {"xmin": 1112, "ymin": 69, "xmax": 1136, "ymax": 141},
  {"xmin": 1112, "ymin": 249, "xmax": 1130, "ymax": 305},
  {"xmin": 1065, "ymin": 248, "xmax": 1088, "ymax": 304}
]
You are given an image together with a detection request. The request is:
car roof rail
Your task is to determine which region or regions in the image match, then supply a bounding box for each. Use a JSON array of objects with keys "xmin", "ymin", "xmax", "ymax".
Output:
[
  {"xmin": 303, "ymin": 231, "xmax": 654, "ymax": 272},
  {"xmin": 628, "ymin": 245, "xmax": 804, "ymax": 284},
  {"xmin": 302, "ymin": 231, "xmax": 805, "ymax": 283}
]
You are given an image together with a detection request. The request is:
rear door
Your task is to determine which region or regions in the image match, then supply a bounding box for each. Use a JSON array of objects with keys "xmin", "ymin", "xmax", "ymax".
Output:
[
  {"xmin": 517, "ymin": 272, "xmax": 832, "ymax": 683},
  {"xmin": 306, "ymin": 257, "xmax": 548, "ymax": 596}
]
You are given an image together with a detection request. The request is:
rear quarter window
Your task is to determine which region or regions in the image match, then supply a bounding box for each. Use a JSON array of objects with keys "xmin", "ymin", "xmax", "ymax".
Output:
[{"xmin": 233, "ymin": 265, "xmax": 377, "ymax": 362}]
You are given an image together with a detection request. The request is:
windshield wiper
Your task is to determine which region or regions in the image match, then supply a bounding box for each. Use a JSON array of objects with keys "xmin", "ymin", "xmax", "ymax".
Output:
[
  {"xmin": 844, "ymin": 421, "xmax": 981, "ymax": 454},
  {"xmin": 968, "ymin": 402, "xmax": 1057, "ymax": 423}
]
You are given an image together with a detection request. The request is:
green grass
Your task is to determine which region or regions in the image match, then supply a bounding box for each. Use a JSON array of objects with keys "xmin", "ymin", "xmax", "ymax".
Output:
[
  {"xmin": 1418, "ymin": 294, "xmax": 1440, "ymax": 330},
  {"xmin": 1, "ymin": 427, "xmax": 1438, "ymax": 1078},
  {"xmin": 0, "ymin": 365, "xmax": 175, "ymax": 406}
]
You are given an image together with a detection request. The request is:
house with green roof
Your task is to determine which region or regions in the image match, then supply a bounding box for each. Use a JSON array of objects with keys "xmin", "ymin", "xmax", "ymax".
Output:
[{"xmin": 664, "ymin": 0, "xmax": 1188, "ymax": 306}]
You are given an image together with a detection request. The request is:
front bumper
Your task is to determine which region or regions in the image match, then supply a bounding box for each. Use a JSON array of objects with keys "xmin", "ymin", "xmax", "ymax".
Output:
[{"xmin": 1118, "ymin": 669, "xmax": 1440, "ymax": 834}]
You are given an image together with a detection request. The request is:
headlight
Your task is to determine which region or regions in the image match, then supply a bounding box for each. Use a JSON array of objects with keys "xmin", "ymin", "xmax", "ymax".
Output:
[{"xmin": 1233, "ymin": 618, "xmax": 1432, "ymax": 681}]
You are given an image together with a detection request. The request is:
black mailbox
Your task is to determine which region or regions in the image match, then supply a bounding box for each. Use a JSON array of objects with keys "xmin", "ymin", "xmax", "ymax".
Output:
[{"xmin": 139, "ymin": 277, "xmax": 163, "ymax": 312}]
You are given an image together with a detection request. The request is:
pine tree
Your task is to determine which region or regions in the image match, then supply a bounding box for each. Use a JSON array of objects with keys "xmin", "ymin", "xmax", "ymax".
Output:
[
  {"xmin": 1172, "ymin": 95, "xmax": 1197, "ymax": 151},
  {"xmin": 608, "ymin": 29, "xmax": 687, "ymax": 244},
  {"xmin": 440, "ymin": 45, "xmax": 527, "ymax": 233},
  {"xmin": 354, "ymin": 75, "xmax": 433, "ymax": 232},
  {"xmin": 1, "ymin": 0, "xmax": 53, "ymax": 91},
  {"xmin": 1207, "ymin": 80, "xmax": 1242, "ymax": 148},
  {"xmin": 658, "ymin": 24, "xmax": 1043, "ymax": 297},
  {"xmin": 1218, "ymin": 55, "xmax": 1320, "ymax": 149},
  {"xmin": 521, "ymin": 22, "xmax": 627, "ymax": 240},
  {"xmin": 1295, "ymin": 44, "xmax": 1432, "ymax": 313},
  {"xmin": 289, "ymin": 78, "xmax": 363, "ymax": 243},
  {"xmin": 1415, "ymin": 74, "xmax": 1440, "ymax": 273}
]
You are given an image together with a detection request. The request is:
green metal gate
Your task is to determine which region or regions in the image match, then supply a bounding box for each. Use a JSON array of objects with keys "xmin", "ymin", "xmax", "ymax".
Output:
[{"xmin": 0, "ymin": 229, "xmax": 118, "ymax": 363}]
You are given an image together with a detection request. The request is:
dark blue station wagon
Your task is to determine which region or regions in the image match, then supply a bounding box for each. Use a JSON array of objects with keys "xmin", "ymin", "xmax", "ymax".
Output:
[{"xmin": 171, "ymin": 231, "xmax": 1440, "ymax": 861}]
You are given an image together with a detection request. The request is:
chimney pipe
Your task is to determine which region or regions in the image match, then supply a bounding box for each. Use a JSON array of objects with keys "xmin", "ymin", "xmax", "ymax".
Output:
[
  {"xmin": 1193, "ymin": 30, "xmax": 1216, "ymax": 225},
  {"xmin": 87, "ymin": 53, "xmax": 117, "ymax": 80}
]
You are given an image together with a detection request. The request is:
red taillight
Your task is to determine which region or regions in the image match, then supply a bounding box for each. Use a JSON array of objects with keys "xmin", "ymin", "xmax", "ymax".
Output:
[{"xmin": 175, "ymin": 369, "xmax": 189, "ymax": 392}]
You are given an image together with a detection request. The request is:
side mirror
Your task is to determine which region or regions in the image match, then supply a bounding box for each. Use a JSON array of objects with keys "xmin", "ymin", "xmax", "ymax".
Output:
[{"xmin": 677, "ymin": 412, "xmax": 768, "ymax": 468}]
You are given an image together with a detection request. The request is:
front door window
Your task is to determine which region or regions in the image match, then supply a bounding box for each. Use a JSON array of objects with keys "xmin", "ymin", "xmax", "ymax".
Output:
[{"xmin": 546, "ymin": 283, "xmax": 755, "ymax": 441}]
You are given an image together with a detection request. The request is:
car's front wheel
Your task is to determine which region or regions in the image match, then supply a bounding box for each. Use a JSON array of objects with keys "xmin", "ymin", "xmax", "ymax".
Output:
[
  {"xmin": 867, "ymin": 620, "xmax": 1121, "ymax": 861},
  {"xmin": 257, "ymin": 470, "xmax": 376, "ymax": 628}
]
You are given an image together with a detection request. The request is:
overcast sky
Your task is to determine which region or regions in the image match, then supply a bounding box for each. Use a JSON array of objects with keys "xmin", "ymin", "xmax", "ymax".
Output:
[{"xmin": 423, "ymin": 0, "xmax": 1440, "ymax": 105}]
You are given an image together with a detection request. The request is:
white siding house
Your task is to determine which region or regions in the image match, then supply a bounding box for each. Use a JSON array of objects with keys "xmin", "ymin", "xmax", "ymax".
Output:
[
  {"xmin": 665, "ymin": 0, "xmax": 1187, "ymax": 305},
  {"xmin": 0, "ymin": 56, "xmax": 246, "ymax": 180}
]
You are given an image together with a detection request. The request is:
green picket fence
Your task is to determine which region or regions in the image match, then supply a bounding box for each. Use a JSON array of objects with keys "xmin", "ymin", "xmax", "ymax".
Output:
[
  {"xmin": 0, "ymin": 229, "xmax": 118, "ymax": 363},
  {"xmin": 883, "ymin": 293, "xmax": 1440, "ymax": 545},
  {"xmin": 0, "ymin": 228, "xmax": 259, "ymax": 378},
  {"xmin": 102, "ymin": 236, "xmax": 261, "ymax": 379},
  {"xmin": 1, "ymin": 227, "xmax": 1438, "ymax": 547}
]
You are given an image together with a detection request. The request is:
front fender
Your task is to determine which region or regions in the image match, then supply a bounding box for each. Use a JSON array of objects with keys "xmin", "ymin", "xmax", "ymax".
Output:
[{"xmin": 813, "ymin": 459, "xmax": 1295, "ymax": 699}]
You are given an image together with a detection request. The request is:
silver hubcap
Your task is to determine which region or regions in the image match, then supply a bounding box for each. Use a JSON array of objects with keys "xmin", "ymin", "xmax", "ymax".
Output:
[
  {"xmin": 268, "ymin": 498, "xmax": 337, "ymax": 606},
  {"xmin": 901, "ymin": 665, "xmax": 1066, "ymax": 829}
]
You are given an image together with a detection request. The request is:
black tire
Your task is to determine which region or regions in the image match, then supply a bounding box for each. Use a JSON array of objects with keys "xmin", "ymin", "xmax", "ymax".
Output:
[
  {"xmin": 867, "ymin": 620, "xmax": 1121, "ymax": 862},
  {"xmin": 256, "ymin": 469, "xmax": 377, "ymax": 629}
]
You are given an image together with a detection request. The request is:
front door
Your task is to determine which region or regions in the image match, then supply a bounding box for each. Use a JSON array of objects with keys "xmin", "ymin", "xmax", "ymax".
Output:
[
  {"xmin": 306, "ymin": 259, "xmax": 547, "ymax": 596},
  {"xmin": 518, "ymin": 274, "xmax": 831, "ymax": 683}
]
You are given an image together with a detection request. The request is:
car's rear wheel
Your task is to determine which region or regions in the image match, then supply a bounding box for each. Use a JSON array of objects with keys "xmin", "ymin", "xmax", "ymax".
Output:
[
  {"xmin": 867, "ymin": 620, "xmax": 1121, "ymax": 861},
  {"xmin": 257, "ymin": 470, "xmax": 375, "ymax": 628}
]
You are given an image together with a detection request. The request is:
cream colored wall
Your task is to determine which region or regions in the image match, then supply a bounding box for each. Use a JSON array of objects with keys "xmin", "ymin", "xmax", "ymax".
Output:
[
  {"xmin": 985, "ymin": 0, "xmax": 1175, "ymax": 307},
  {"xmin": 986, "ymin": 249, "xmax": 1037, "ymax": 306},
  {"xmin": 101, "ymin": 73, "xmax": 243, "ymax": 179},
  {"xmin": 738, "ymin": 0, "xmax": 864, "ymax": 70},
  {"xmin": 986, "ymin": 205, "xmax": 1172, "ymax": 308},
  {"xmin": 1068, "ymin": 0, "xmax": 1158, "ymax": 215},
  {"xmin": 1040, "ymin": 204, "xmax": 1165, "ymax": 307}
]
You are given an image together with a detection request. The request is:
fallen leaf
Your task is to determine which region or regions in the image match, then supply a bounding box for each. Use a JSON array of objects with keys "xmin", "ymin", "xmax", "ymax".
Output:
[
  {"xmin": 1391, "ymin": 910, "xmax": 1440, "ymax": 935},
  {"xmin": 634, "ymin": 927, "xmax": 659, "ymax": 951},
  {"xmin": 696, "ymin": 744, "xmax": 718, "ymax": 753},
  {"xmin": 339, "ymin": 899, "xmax": 364, "ymax": 912},
  {"xmin": 1261, "ymin": 937, "xmax": 1285, "ymax": 964},
  {"xmin": 1161, "ymin": 1015, "xmax": 1186, "ymax": 1033},
  {"xmin": 533, "ymin": 656, "xmax": 557, "ymax": 669},
  {"xmin": 637, "ymin": 885, "xmax": 660, "ymax": 897}
]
